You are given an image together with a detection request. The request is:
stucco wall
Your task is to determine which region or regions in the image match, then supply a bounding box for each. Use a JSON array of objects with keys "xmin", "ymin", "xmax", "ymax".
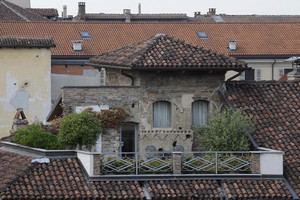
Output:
[
  {"xmin": 225, "ymin": 58, "xmax": 293, "ymax": 81},
  {"xmin": 0, "ymin": 48, "xmax": 51, "ymax": 137},
  {"xmin": 61, "ymin": 70, "xmax": 227, "ymax": 152}
]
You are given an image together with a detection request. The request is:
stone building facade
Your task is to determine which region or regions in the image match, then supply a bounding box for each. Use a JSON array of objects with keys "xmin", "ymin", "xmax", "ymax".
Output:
[{"xmin": 61, "ymin": 35, "xmax": 247, "ymax": 153}]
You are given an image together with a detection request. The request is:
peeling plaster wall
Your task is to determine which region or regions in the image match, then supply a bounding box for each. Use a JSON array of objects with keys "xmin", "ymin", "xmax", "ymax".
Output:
[
  {"xmin": 62, "ymin": 70, "xmax": 227, "ymax": 152},
  {"xmin": 0, "ymin": 48, "xmax": 51, "ymax": 137}
]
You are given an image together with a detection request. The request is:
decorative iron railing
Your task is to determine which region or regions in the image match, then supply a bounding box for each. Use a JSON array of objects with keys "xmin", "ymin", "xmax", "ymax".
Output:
[
  {"xmin": 99, "ymin": 151, "xmax": 251, "ymax": 175},
  {"xmin": 181, "ymin": 152, "xmax": 251, "ymax": 174}
]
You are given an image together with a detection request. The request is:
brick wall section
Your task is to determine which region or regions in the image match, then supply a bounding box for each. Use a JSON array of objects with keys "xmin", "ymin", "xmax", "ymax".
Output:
[
  {"xmin": 251, "ymin": 153, "xmax": 260, "ymax": 174},
  {"xmin": 172, "ymin": 152, "xmax": 182, "ymax": 174},
  {"xmin": 93, "ymin": 154, "xmax": 101, "ymax": 175}
]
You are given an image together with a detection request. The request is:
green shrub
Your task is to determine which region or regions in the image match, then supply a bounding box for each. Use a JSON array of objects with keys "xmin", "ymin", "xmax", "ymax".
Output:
[
  {"xmin": 195, "ymin": 108, "xmax": 255, "ymax": 151},
  {"xmin": 14, "ymin": 124, "xmax": 63, "ymax": 150},
  {"xmin": 58, "ymin": 112, "xmax": 102, "ymax": 150}
]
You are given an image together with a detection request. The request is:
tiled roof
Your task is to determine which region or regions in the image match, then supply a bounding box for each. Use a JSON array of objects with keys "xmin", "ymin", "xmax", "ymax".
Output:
[
  {"xmin": 1, "ymin": 21, "xmax": 300, "ymax": 56},
  {"xmin": 144, "ymin": 180, "xmax": 224, "ymax": 199},
  {"xmin": 1, "ymin": 157, "xmax": 92, "ymax": 200},
  {"xmin": 225, "ymin": 81, "xmax": 300, "ymax": 196},
  {"xmin": 0, "ymin": 150, "xmax": 32, "ymax": 190},
  {"xmin": 0, "ymin": 0, "xmax": 49, "ymax": 21},
  {"xmin": 0, "ymin": 147, "xmax": 295, "ymax": 199},
  {"xmin": 0, "ymin": 36, "xmax": 55, "ymax": 48},
  {"xmin": 223, "ymin": 179, "xmax": 293, "ymax": 199},
  {"xmin": 89, "ymin": 35, "xmax": 247, "ymax": 71},
  {"xmin": 91, "ymin": 181, "xmax": 146, "ymax": 199},
  {"xmin": 27, "ymin": 8, "xmax": 58, "ymax": 18},
  {"xmin": 190, "ymin": 15, "xmax": 300, "ymax": 23}
]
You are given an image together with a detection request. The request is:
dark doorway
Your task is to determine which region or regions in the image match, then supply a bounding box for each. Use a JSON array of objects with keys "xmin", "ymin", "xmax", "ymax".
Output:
[{"xmin": 120, "ymin": 123, "xmax": 137, "ymax": 157}]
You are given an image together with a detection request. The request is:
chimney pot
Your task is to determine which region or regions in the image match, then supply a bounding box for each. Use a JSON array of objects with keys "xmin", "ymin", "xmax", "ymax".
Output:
[
  {"xmin": 207, "ymin": 8, "xmax": 216, "ymax": 17},
  {"xmin": 123, "ymin": 9, "xmax": 131, "ymax": 22},
  {"xmin": 138, "ymin": 3, "xmax": 141, "ymax": 14},
  {"xmin": 62, "ymin": 5, "xmax": 67, "ymax": 18}
]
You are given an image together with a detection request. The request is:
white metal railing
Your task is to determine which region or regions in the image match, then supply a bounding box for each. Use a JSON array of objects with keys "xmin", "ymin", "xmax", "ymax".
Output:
[{"xmin": 98, "ymin": 151, "xmax": 251, "ymax": 175}]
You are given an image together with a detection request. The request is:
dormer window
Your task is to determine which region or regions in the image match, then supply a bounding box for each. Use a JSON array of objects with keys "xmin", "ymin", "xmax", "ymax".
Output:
[
  {"xmin": 196, "ymin": 32, "xmax": 208, "ymax": 39},
  {"xmin": 72, "ymin": 40, "xmax": 83, "ymax": 52},
  {"xmin": 80, "ymin": 31, "xmax": 91, "ymax": 39}
]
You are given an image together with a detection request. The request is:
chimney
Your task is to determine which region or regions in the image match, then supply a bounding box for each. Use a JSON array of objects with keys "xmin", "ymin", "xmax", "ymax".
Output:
[
  {"xmin": 77, "ymin": 2, "xmax": 86, "ymax": 21},
  {"xmin": 138, "ymin": 3, "xmax": 141, "ymax": 14},
  {"xmin": 207, "ymin": 8, "xmax": 216, "ymax": 17},
  {"xmin": 123, "ymin": 9, "xmax": 131, "ymax": 22},
  {"xmin": 62, "ymin": 5, "xmax": 67, "ymax": 19},
  {"xmin": 194, "ymin": 12, "xmax": 201, "ymax": 18},
  {"xmin": 72, "ymin": 40, "xmax": 83, "ymax": 52},
  {"xmin": 228, "ymin": 40, "xmax": 236, "ymax": 52}
]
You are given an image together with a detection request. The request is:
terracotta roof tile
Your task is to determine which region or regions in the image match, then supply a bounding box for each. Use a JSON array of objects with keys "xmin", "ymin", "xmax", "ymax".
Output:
[
  {"xmin": 27, "ymin": 8, "xmax": 58, "ymax": 18},
  {"xmin": 1, "ymin": 21, "xmax": 300, "ymax": 56},
  {"xmin": 222, "ymin": 179, "xmax": 293, "ymax": 199},
  {"xmin": 0, "ymin": 36, "xmax": 55, "ymax": 48},
  {"xmin": 225, "ymin": 81, "xmax": 300, "ymax": 196},
  {"xmin": 0, "ymin": 157, "xmax": 92, "ymax": 200},
  {"xmin": 89, "ymin": 34, "xmax": 246, "ymax": 71},
  {"xmin": 0, "ymin": 150, "xmax": 32, "ymax": 191},
  {"xmin": 0, "ymin": 0, "xmax": 49, "ymax": 21}
]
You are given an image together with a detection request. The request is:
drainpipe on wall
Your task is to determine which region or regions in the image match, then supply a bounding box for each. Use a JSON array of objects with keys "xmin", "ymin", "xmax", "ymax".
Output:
[
  {"xmin": 121, "ymin": 70, "xmax": 134, "ymax": 86},
  {"xmin": 271, "ymin": 58, "xmax": 276, "ymax": 80}
]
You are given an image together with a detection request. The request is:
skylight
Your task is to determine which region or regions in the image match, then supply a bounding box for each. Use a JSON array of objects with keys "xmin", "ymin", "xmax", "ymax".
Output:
[
  {"xmin": 80, "ymin": 31, "xmax": 91, "ymax": 39},
  {"xmin": 196, "ymin": 32, "xmax": 208, "ymax": 39}
]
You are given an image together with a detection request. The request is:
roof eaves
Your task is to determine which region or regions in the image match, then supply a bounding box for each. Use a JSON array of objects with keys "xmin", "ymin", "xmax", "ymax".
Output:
[{"xmin": 88, "ymin": 62, "xmax": 132, "ymax": 70}]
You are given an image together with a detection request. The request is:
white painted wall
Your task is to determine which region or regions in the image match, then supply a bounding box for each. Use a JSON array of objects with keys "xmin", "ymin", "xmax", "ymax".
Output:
[
  {"xmin": 77, "ymin": 151, "xmax": 94, "ymax": 176},
  {"xmin": 225, "ymin": 58, "xmax": 294, "ymax": 81},
  {"xmin": 257, "ymin": 147, "xmax": 284, "ymax": 175},
  {"xmin": 51, "ymin": 70, "xmax": 101, "ymax": 103}
]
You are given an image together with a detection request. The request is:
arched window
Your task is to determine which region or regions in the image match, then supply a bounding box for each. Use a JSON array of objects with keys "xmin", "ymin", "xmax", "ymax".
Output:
[
  {"xmin": 153, "ymin": 101, "xmax": 171, "ymax": 127},
  {"xmin": 192, "ymin": 100, "xmax": 209, "ymax": 127}
]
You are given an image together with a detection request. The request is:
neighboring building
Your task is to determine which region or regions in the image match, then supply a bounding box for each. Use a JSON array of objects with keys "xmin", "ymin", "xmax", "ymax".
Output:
[
  {"xmin": 224, "ymin": 78, "xmax": 300, "ymax": 198},
  {"xmin": 1, "ymin": 21, "xmax": 299, "ymax": 104},
  {"xmin": 27, "ymin": 8, "xmax": 58, "ymax": 20},
  {"xmin": 61, "ymin": 34, "xmax": 247, "ymax": 153},
  {"xmin": 0, "ymin": 36, "xmax": 55, "ymax": 138},
  {"xmin": 0, "ymin": 0, "xmax": 49, "ymax": 21}
]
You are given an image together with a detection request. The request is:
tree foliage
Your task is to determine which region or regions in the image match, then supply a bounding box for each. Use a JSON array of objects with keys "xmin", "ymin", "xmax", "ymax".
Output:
[
  {"xmin": 195, "ymin": 108, "xmax": 255, "ymax": 151},
  {"xmin": 14, "ymin": 124, "xmax": 63, "ymax": 150},
  {"xmin": 58, "ymin": 112, "xmax": 102, "ymax": 150}
]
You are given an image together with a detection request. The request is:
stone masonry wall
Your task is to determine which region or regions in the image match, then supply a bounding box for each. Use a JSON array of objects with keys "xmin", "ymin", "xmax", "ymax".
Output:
[{"xmin": 61, "ymin": 70, "xmax": 227, "ymax": 152}]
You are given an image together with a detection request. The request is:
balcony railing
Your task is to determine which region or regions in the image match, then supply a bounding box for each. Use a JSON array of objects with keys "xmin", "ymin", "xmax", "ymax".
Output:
[{"xmin": 97, "ymin": 151, "xmax": 251, "ymax": 175}]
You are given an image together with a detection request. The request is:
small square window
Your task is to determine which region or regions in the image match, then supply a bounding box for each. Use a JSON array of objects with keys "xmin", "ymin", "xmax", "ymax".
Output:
[
  {"xmin": 196, "ymin": 32, "xmax": 208, "ymax": 39},
  {"xmin": 80, "ymin": 31, "xmax": 91, "ymax": 39}
]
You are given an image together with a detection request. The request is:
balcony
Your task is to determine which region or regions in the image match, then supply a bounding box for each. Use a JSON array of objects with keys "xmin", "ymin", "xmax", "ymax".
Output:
[{"xmin": 77, "ymin": 147, "xmax": 283, "ymax": 177}]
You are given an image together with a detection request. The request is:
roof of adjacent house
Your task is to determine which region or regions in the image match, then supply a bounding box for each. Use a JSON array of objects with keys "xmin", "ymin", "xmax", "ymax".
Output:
[
  {"xmin": 0, "ymin": 142, "xmax": 296, "ymax": 199},
  {"xmin": 0, "ymin": 0, "xmax": 49, "ymax": 21},
  {"xmin": 1, "ymin": 21, "xmax": 300, "ymax": 57},
  {"xmin": 225, "ymin": 81, "xmax": 300, "ymax": 196},
  {"xmin": 191, "ymin": 14, "xmax": 300, "ymax": 23},
  {"xmin": 89, "ymin": 34, "xmax": 247, "ymax": 71},
  {"xmin": 27, "ymin": 8, "xmax": 58, "ymax": 18},
  {"xmin": 0, "ymin": 36, "xmax": 56, "ymax": 48}
]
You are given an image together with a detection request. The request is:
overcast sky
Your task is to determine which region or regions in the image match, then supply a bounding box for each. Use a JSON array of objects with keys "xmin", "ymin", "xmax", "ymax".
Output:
[{"xmin": 31, "ymin": 0, "xmax": 300, "ymax": 17}]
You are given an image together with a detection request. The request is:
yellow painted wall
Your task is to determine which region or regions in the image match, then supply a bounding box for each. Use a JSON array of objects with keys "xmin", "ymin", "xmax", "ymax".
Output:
[{"xmin": 0, "ymin": 48, "xmax": 51, "ymax": 138}]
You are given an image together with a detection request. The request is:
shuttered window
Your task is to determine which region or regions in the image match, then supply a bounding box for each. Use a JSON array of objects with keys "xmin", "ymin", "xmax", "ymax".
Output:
[
  {"xmin": 192, "ymin": 101, "xmax": 208, "ymax": 127},
  {"xmin": 153, "ymin": 101, "xmax": 171, "ymax": 127}
]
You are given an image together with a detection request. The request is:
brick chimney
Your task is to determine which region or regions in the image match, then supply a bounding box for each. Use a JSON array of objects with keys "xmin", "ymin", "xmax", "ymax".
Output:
[
  {"xmin": 77, "ymin": 2, "xmax": 86, "ymax": 21},
  {"xmin": 207, "ymin": 8, "xmax": 216, "ymax": 17}
]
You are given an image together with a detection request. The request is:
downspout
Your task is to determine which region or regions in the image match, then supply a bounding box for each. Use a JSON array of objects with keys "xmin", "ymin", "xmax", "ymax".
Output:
[
  {"xmin": 218, "ymin": 84, "xmax": 258, "ymax": 149},
  {"xmin": 121, "ymin": 70, "xmax": 134, "ymax": 86},
  {"xmin": 271, "ymin": 58, "xmax": 276, "ymax": 80}
]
